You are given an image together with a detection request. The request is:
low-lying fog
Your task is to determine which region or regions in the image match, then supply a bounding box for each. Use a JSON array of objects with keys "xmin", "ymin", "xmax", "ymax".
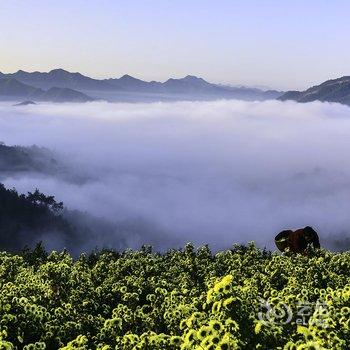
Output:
[{"xmin": 0, "ymin": 99, "xmax": 350, "ymax": 252}]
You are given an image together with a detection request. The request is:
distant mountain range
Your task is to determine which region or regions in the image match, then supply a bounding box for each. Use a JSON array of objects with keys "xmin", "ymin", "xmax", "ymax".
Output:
[
  {"xmin": 1, "ymin": 69, "xmax": 114, "ymax": 92},
  {"xmin": 279, "ymin": 76, "xmax": 350, "ymax": 106},
  {"xmin": 0, "ymin": 78, "xmax": 93, "ymax": 103},
  {"xmin": 2, "ymin": 69, "xmax": 350, "ymax": 106},
  {"xmin": 0, "ymin": 69, "xmax": 283, "ymax": 103}
]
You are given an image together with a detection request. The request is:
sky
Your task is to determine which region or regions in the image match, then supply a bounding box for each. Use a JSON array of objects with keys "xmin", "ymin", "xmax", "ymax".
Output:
[{"xmin": 1, "ymin": 0, "xmax": 350, "ymax": 90}]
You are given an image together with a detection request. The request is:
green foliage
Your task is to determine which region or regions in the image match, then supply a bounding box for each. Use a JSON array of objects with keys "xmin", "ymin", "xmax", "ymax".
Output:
[{"xmin": 0, "ymin": 243, "xmax": 348, "ymax": 349}]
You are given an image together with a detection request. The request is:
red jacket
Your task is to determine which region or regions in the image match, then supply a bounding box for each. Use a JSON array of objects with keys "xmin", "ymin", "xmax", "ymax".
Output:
[{"xmin": 275, "ymin": 226, "xmax": 320, "ymax": 254}]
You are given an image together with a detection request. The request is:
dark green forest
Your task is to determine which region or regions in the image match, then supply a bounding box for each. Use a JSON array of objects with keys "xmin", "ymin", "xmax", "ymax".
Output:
[{"xmin": 0, "ymin": 184, "xmax": 73, "ymax": 252}]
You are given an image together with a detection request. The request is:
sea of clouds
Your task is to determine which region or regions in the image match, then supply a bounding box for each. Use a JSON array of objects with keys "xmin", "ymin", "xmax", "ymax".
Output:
[{"xmin": 0, "ymin": 99, "xmax": 350, "ymax": 251}]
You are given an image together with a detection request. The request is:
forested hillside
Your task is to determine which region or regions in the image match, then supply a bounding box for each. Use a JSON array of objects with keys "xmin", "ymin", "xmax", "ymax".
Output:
[
  {"xmin": 0, "ymin": 143, "xmax": 59, "ymax": 175},
  {"xmin": 0, "ymin": 184, "xmax": 73, "ymax": 251}
]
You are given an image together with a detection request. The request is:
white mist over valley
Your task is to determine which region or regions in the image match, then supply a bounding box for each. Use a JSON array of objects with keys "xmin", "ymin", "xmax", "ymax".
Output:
[{"xmin": 0, "ymin": 99, "xmax": 349, "ymax": 251}]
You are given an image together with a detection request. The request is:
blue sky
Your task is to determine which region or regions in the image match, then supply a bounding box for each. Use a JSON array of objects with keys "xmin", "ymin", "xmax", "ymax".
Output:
[{"xmin": 1, "ymin": 0, "xmax": 350, "ymax": 90}]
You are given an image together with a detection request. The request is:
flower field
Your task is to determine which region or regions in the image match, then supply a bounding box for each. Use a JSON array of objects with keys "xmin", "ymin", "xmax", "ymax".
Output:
[{"xmin": 0, "ymin": 243, "xmax": 349, "ymax": 349}]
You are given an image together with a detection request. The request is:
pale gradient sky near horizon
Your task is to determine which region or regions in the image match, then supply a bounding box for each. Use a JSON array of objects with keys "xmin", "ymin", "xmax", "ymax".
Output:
[{"xmin": 1, "ymin": 0, "xmax": 350, "ymax": 90}]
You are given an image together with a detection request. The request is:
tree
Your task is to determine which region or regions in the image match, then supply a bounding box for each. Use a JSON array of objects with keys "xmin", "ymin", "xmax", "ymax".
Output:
[{"xmin": 26, "ymin": 189, "xmax": 64, "ymax": 213}]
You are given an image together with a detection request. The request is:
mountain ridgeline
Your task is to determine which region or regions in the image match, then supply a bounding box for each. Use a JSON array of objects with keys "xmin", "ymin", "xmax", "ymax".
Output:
[
  {"xmin": 2, "ymin": 68, "xmax": 350, "ymax": 105},
  {"xmin": 0, "ymin": 78, "xmax": 93, "ymax": 103},
  {"xmin": 0, "ymin": 68, "xmax": 283, "ymax": 103},
  {"xmin": 279, "ymin": 76, "xmax": 350, "ymax": 106}
]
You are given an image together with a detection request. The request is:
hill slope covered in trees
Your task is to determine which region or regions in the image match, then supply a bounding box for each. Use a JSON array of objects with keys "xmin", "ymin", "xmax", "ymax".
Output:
[
  {"xmin": 0, "ymin": 184, "xmax": 74, "ymax": 252},
  {"xmin": 279, "ymin": 76, "xmax": 350, "ymax": 106}
]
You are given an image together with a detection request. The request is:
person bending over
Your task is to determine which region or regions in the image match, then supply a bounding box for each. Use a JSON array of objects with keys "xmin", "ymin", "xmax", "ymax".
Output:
[{"xmin": 275, "ymin": 226, "xmax": 320, "ymax": 254}]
